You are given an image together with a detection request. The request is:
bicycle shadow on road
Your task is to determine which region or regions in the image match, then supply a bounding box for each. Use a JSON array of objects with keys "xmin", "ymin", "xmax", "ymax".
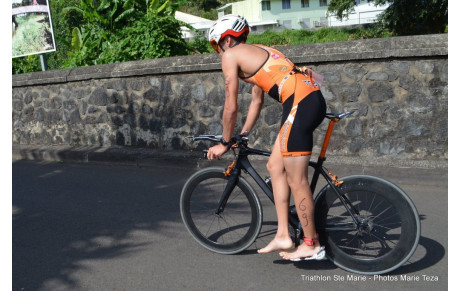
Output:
[
  {"xmin": 388, "ymin": 236, "xmax": 445, "ymax": 275},
  {"xmin": 269, "ymin": 236, "xmax": 444, "ymax": 274},
  {"xmin": 273, "ymin": 256, "xmax": 336, "ymax": 270},
  {"xmin": 247, "ymin": 217, "xmax": 445, "ymax": 274}
]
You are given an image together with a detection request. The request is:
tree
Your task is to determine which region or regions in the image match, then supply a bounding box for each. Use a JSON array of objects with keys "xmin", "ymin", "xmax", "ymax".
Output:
[
  {"xmin": 62, "ymin": 0, "xmax": 189, "ymax": 67},
  {"xmin": 196, "ymin": 0, "xmax": 220, "ymax": 11},
  {"xmin": 177, "ymin": 0, "xmax": 234, "ymax": 20},
  {"xmin": 327, "ymin": 0, "xmax": 448, "ymax": 35}
]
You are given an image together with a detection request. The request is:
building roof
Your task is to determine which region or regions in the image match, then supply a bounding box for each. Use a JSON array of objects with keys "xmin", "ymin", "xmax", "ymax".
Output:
[
  {"xmin": 175, "ymin": 11, "xmax": 211, "ymax": 24},
  {"xmin": 249, "ymin": 20, "xmax": 279, "ymax": 27},
  {"xmin": 175, "ymin": 11, "xmax": 214, "ymax": 32},
  {"xmin": 216, "ymin": 3, "xmax": 233, "ymax": 11}
]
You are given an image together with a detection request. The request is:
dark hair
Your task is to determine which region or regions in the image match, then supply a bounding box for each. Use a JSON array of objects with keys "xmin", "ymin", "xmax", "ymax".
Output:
[{"xmin": 230, "ymin": 34, "xmax": 247, "ymax": 43}]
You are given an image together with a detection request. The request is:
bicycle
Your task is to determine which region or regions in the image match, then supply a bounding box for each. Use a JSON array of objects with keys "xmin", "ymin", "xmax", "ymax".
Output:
[{"xmin": 179, "ymin": 111, "xmax": 421, "ymax": 275}]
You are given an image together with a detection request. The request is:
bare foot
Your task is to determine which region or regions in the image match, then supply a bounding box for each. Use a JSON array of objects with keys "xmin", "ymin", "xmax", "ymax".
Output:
[
  {"xmin": 279, "ymin": 243, "xmax": 322, "ymax": 260},
  {"xmin": 257, "ymin": 237, "xmax": 293, "ymax": 254}
]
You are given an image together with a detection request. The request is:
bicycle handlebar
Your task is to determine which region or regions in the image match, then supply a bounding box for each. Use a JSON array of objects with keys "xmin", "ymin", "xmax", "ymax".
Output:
[
  {"xmin": 192, "ymin": 135, "xmax": 223, "ymax": 142},
  {"xmin": 191, "ymin": 134, "xmax": 251, "ymax": 159},
  {"xmin": 192, "ymin": 133, "xmax": 249, "ymax": 146}
]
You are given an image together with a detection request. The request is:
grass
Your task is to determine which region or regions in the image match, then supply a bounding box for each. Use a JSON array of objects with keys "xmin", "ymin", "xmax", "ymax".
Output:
[
  {"xmin": 12, "ymin": 13, "xmax": 52, "ymax": 57},
  {"xmin": 246, "ymin": 26, "xmax": 393, "ymax": 46}
]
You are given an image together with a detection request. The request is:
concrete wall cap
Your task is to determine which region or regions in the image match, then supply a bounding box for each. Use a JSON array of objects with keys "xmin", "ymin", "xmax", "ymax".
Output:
[{"xmin": 12, "ymin": 34, "xmax": 447, "ymax": 87}]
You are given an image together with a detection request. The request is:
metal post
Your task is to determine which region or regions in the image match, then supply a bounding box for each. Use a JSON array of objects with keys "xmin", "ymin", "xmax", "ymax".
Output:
[{"xmin": 40, "ymin": 54, "xmax": 47, "ymax": 71}]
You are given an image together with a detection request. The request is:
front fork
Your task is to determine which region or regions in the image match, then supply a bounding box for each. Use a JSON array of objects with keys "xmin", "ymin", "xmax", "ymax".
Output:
[{"xmin": 215, "ymin": 166, "xmax": 240, "ymax": 215}]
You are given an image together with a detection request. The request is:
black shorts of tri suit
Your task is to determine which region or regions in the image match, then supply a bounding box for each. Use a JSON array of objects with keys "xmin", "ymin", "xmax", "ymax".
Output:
[{"xmin": 279, "ymin": 90, "xmax": 326, "ymax": 157}]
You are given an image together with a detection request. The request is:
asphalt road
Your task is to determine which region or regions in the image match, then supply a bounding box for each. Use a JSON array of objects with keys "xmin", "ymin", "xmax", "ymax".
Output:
[{"xmin": 12, "ymin": 158, "xmax": 448, "ymax": 291}]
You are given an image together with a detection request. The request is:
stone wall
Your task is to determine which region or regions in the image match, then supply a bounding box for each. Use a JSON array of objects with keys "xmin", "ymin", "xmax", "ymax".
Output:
[{"xmin": 12, "ymin": 34, "xmax": 448, "ymax": 166}]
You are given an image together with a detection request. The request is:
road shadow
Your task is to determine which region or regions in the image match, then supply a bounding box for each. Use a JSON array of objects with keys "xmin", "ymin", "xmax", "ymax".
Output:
[
  {"xmin": 388, "ymin": 236, "xmax": 445, "ymax": 275},
  {"xmin": 12, "ymin": 160, "xmax": 194, "ymax": 290}
]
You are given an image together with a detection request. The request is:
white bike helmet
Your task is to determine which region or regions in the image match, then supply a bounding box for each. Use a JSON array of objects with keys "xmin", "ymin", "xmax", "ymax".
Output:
[{"xmin": 208, "ymin": 14, "xmax": 250, "ymax": 52}]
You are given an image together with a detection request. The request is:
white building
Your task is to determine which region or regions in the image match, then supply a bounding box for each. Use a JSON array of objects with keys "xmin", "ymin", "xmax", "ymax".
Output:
[
  {"xmin": 175, "ymin": 1, "xmax": 390, "ymax": 41},
  {"xmin": 174, "ymin": 11, "xmax": 214, "ymax": 41},
  {"xmin": 218, "ymin": 0, "xmax": 389, "ymax": 34},
  {"xmin": 328, "ymin": 1, "xmax": 389, "ymax": 27}
]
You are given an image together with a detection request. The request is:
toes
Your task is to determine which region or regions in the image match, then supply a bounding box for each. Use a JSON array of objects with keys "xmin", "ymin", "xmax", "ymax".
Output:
[
  {"xmin": 279, "ymin": 252, "xmax": 291, "ymax": 260},
  {"xmin": 258, "ymin": 244, "xmax": 275, "ymax": 254},
  {"xmin": 258, "ymin": 239, "xmax": 293, "ymax": 254}
]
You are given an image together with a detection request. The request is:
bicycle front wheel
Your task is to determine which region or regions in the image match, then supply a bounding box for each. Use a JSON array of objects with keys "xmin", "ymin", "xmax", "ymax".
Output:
[
  {"xmin": 180, "ymin": 167, "xmax": 263, "ymax": 254},
  {"xmin": 315, "ymin": 175, "xmax": 420, "ymax": 275}
]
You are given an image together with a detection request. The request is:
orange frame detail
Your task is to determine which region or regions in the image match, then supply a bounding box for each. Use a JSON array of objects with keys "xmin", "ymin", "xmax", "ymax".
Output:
[{"xmin": 319, "ymin": 119, "xmax": 338, "ymax": 158}]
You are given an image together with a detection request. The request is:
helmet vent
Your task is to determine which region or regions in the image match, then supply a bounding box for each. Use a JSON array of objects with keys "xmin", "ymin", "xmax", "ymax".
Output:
[{"xmin": 232, "ymin": 21, "xmax": 244, "ymax": 32}]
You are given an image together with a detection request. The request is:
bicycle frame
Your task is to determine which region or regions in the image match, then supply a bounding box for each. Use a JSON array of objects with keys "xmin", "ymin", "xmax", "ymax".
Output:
[
  {"xmin": 185, "ymin": 110, "xmax": 420, "ymax": 273},
  {"xmin": 214, "ymin": 111, "xmax": 361, "ymax": 236}
]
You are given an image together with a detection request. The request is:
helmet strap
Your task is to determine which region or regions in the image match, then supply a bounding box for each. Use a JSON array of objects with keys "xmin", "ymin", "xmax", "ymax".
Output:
[
  {"xmin": 220, "ymin": 37, "xmax": 242, "ymax": 53},
  {"xmin": 218, "ymin": 42, "xmax": 226, "ymax": 53},
  {"xmin": 231, "ymin": 39, "xmax": 242, "ymax": 48}
]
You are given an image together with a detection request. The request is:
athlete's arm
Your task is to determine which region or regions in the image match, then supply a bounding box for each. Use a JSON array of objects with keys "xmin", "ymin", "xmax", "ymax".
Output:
[
  {"xmin": 221, "ymin": 51, "xmax": 239, "ymax": 143},
  {"xmin": 241, "ymin": 85, "xmax": 264, "ymax": 134},
  {"xmin": 207, "ymin": 50, "xmax": 239, "ymax": 160}
]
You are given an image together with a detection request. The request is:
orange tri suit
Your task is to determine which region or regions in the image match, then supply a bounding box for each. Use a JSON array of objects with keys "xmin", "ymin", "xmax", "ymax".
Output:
[{"xmin": 241, "ymin": 44, "xmax": 326, "ymax": 157}]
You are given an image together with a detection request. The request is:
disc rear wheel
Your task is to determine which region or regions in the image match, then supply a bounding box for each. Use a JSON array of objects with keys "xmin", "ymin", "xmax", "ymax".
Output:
[{"xmin": 315, "ymin": 175, "xmax": 420, "ymax": 274}]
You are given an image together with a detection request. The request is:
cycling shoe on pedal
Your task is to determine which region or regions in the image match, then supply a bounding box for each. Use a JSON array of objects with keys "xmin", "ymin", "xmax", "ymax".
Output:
[{"xmin": 290, "ymin": 246, "xmax": 326, "ymax": 262}]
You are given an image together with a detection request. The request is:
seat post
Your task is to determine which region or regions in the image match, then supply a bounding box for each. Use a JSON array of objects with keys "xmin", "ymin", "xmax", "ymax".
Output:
[
  {"xmin": 319, "ymin": 119, "xmax": 339, "ymax": 159},
  {"xmin": 311, "ymin": 119, "xmax": 338, "ymax": 192}
]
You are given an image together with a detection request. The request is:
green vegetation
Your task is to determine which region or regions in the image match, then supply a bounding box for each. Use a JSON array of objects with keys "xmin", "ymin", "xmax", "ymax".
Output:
[
  {"xmin": 13, "ymin": 0, "xmax": 191, "ymax": 73},
  {"xmin": 247, "ymin": 26, "xmax": 392, "ymax": 47},
  {"xmin": 179, "ymin": 0, "xmax": 233, "ymax": 20},
  {"xmin": 59, "ymin": 0, "xmax": 190, "ymax": 67},
  {"xmin": 12, "ymin": 14, "xmax": 52, "ymax": 57}
]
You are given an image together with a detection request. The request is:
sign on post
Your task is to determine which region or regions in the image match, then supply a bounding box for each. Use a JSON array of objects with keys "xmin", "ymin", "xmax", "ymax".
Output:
[{"xmin": 12, "ymin": 0, "xmax": 56, "ymax": 58}]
